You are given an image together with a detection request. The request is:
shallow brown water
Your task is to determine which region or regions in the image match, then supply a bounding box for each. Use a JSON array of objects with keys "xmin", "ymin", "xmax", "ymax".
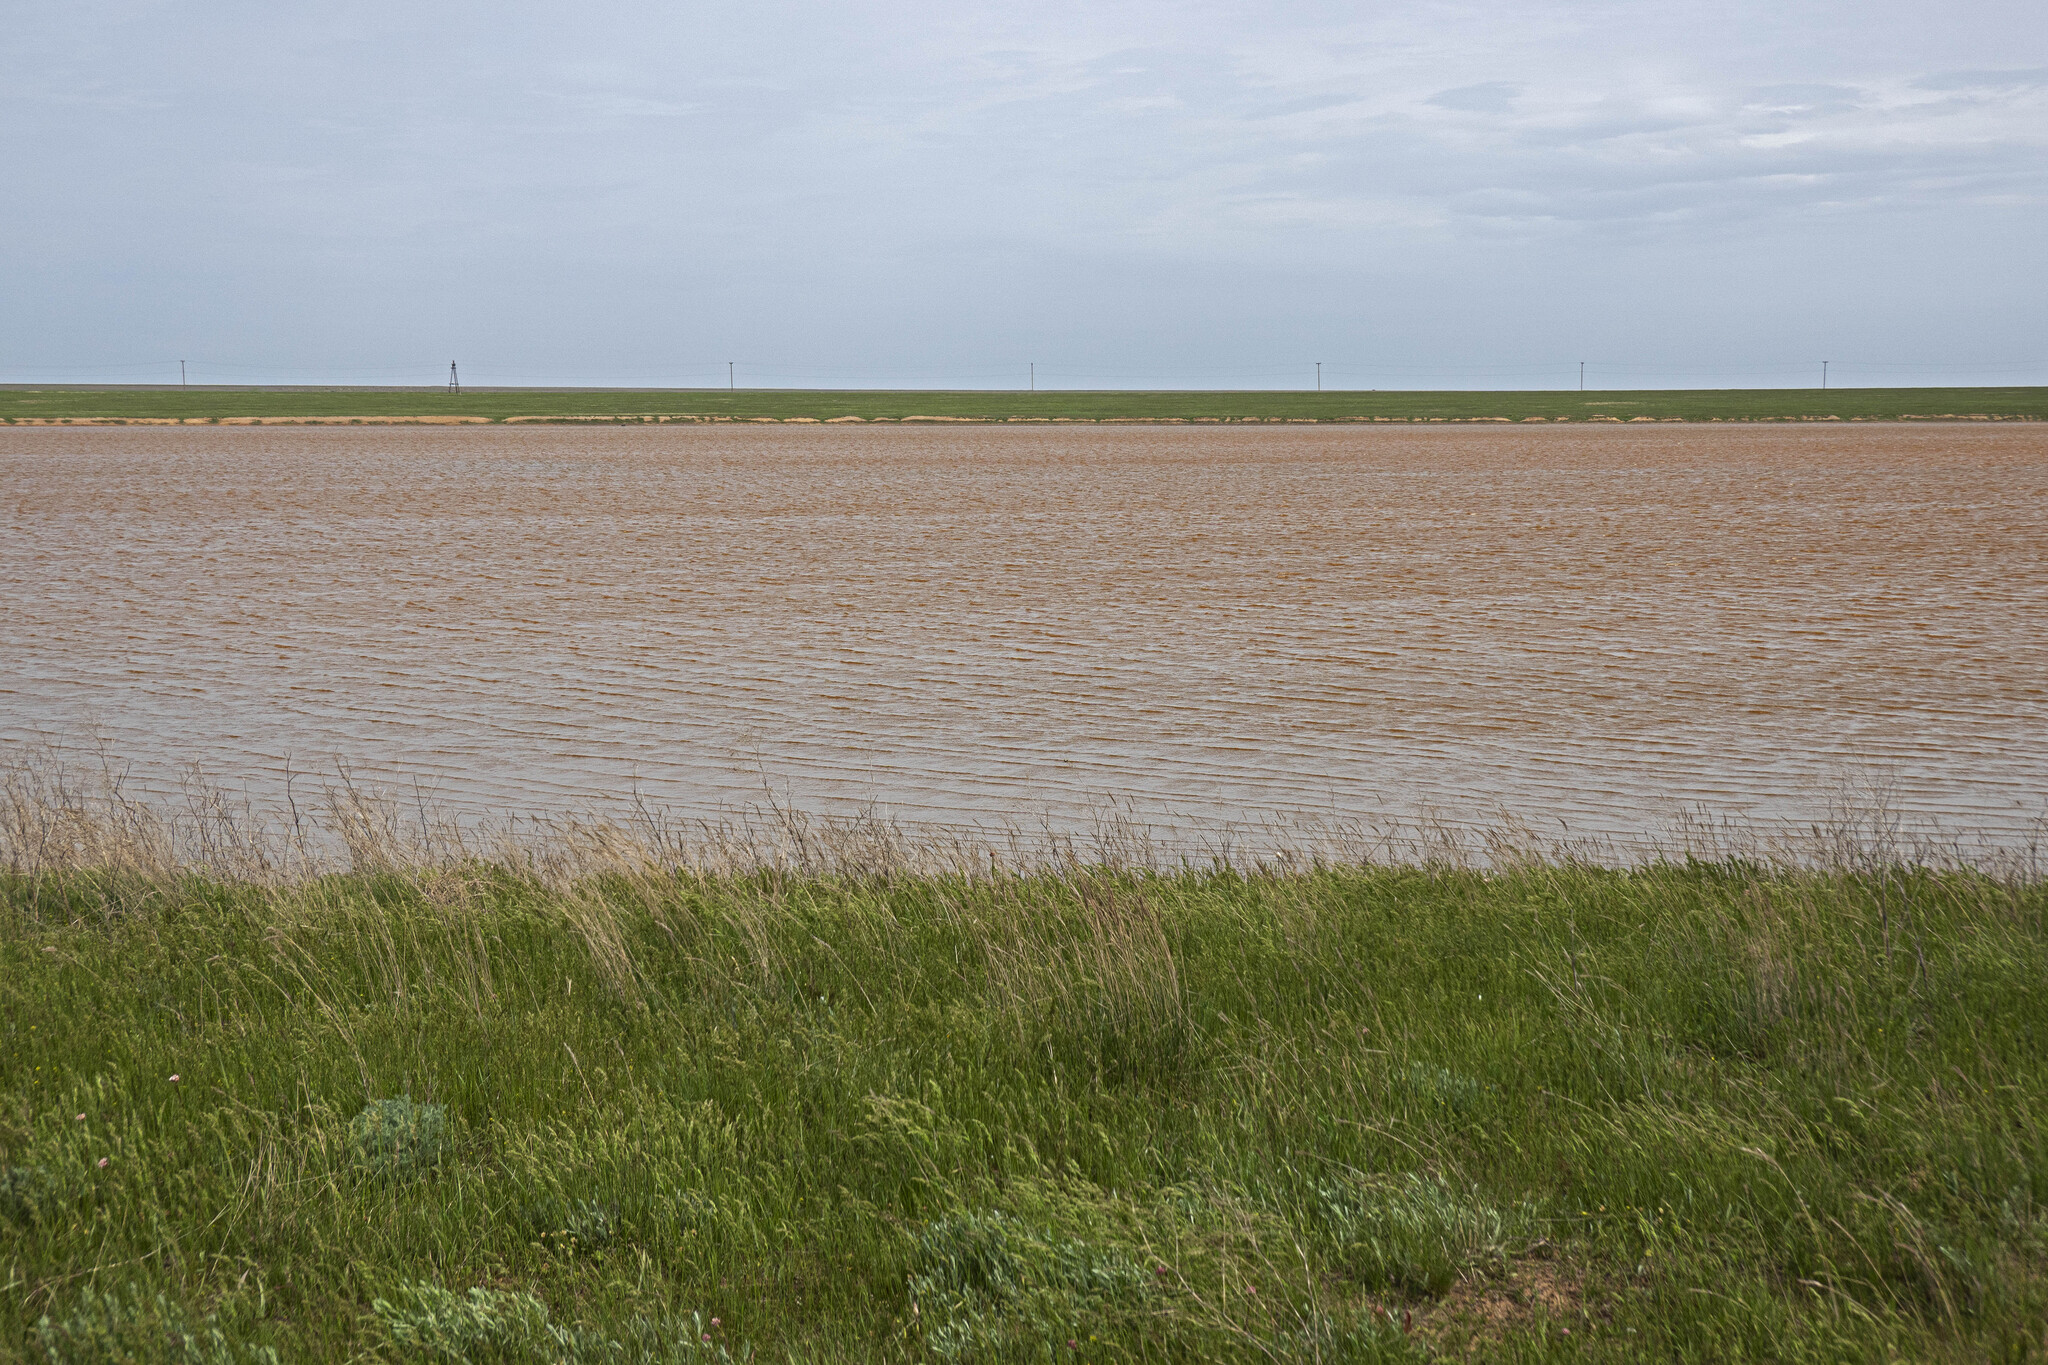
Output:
[{"xmin": 4, "ymin": 423, "xmax": 2044, "ymax": 846}]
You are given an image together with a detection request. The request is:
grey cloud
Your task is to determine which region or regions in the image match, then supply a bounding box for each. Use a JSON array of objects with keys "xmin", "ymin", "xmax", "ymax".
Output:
[
  {"xmin": 1914, "ymin": 67, "xmax": 2048, "ymax": 90},
  {"xmin": 1743, "ymin": 83, "xmax": 1868, "ymax": 114},
  {"xmin": 1246, "ymin": 93, "xmax": 1364, "ymax": 119},
  {"xmin": 1427, "ymin": 81, "xmax": 1522, "ymax": 113}
]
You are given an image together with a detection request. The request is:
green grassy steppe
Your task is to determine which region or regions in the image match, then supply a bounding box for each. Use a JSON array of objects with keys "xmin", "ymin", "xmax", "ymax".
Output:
[
  {"xmin": 4, "ymin": 847, "xmax": 2045, "ymax": 1362},
  {"xmin": 0, "ymin": 385, "xmax": 2042, "ymax": 424}
]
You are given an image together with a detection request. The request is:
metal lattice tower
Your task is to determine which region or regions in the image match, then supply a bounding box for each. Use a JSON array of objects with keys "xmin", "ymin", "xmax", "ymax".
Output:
[{"xmin": 449, "ymin": 362, "xmax": 460, "ymax": 394}]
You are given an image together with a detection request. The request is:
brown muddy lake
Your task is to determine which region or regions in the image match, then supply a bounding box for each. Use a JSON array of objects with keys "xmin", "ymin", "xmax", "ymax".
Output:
[{"xmin": 3, "ymin": 422, "xmax": 2044, "ymax": 852}]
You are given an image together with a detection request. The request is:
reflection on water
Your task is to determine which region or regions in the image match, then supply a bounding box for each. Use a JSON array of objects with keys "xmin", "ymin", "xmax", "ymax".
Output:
[{"xmin": 3, "ymin": 423, "xmax": 2044, "ymax": 844}]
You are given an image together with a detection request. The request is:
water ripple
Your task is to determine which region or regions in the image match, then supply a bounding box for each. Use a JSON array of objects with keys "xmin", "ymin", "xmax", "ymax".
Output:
[{"xmin": 3, "ymin": 422, "xmax": 2044, "ymax": 841}]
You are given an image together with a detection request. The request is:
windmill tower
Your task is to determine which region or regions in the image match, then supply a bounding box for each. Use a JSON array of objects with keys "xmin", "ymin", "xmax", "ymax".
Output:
[{"xmin": 448, "ymin": 362, "xmax": 460, "ymax": 395}]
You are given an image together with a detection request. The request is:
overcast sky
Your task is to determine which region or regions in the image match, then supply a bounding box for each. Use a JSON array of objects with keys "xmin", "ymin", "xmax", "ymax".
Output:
[{"xmin": 4, "ymin": 0, "xmax": 2044, "ymax": 389}]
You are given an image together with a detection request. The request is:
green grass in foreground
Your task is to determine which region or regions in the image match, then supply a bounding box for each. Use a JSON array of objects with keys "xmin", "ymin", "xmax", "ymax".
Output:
[
  {"xmin": 1, "ymin": 386, "xmax": 2042, "ymax": 423},
  {"xmin": 5, "ymin": 861, "xmax": 2046, "ymax": 1362}
]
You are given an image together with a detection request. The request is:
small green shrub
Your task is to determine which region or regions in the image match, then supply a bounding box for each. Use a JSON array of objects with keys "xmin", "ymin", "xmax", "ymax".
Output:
[
  {"xmin": 912, "ymin": 1209, "xmax": 1024, "ymax": 1300},
  {"xmin": 1285, "ymin": 1311, "xmax": 1429, "ymax": 1363},
  {"xmin": 1400, "ymin": 1063, "xmax": 1492, "ymax": 1117},
  {"xmin": 1316, "ymin": 1173, "xmax": 1509, "ymax": 1295},
  {"xmin": 371, "ymin": 1283, "xmax": 747, "ymax": 1364},
  {"xmin": 908, "ymin": 1209, "xmax": 1155, "ymax": 1360},
  {"xmin": 1996, "ymin": 1185, "xmax": 2048, "ymax": 1263},
  {"xmin": 524, "ymin": 1197, "xmax": 617, "ymax": 1257},
  {"xmin": 2, "ymin": 1164, "xmax": 61, "ymax": 1227},
  {"xmin": 35, "ymin": 1284, "xmax": 278, "ymax": 1365},
  {"xmin": 349, "ymin": 1098, "xmax": 449, "ymax": 1178},
  {"xmin": 372, "ymin": 1283, "xmax": 546, "ymax": 1361}
]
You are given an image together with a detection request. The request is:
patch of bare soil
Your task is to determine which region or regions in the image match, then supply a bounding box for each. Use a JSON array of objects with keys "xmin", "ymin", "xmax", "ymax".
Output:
[{"xmin": 1410, "ymin": 1255, "xmax": 1606, "ymax": 1352}]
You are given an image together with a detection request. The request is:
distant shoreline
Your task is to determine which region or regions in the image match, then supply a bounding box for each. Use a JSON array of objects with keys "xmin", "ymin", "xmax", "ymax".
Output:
[
  {"xmin": 3, "ymin": 413, "xmax": 2041, "ymax": 426},
  {"xmin": 2, "ymin": 384, "xmax": 2042, "ymax": 425}
]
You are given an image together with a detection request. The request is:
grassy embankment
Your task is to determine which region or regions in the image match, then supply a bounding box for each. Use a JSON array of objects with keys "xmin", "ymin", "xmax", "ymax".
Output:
[
  {"xmin": 0, "ymin": 386, "xmax": 2043, "ymax": 424},
  {"xmin": 4, "ymin": 800, "xmax": 2045, "ymax": 1364}
]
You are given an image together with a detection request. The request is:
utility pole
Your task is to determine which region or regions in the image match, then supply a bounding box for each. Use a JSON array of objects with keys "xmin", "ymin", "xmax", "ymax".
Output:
[
  {"xmin": 180, "ymin": 360, "xmax": 186, "ymax": 388},
  {"xmin": 1316, "ymin": 362, "xmax": 1322, "ymax": 392},
  {"xmin": 1822, "ymin": 360, "xmax": 1829, "ymax": 390},
  {"xmin": 449, "ymin": 362, "xmax": 459, "ymax": 395},
  {"xmin": 1030, "ymin": 362, "xmax": 1034, "ymax": 393},
  {"xmin": 728, "ymin": 361, "xmax": 734, "ymax": 391},
  {"xmin": 1579, "ymin": 361, "xmax": 1585, "ymax": 392}
]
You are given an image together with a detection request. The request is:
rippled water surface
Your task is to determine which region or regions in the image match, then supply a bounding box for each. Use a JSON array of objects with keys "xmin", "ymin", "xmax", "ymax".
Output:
[{"xmin": 4, "ymin": 423, "xmax": 2044, "ymax": 844}]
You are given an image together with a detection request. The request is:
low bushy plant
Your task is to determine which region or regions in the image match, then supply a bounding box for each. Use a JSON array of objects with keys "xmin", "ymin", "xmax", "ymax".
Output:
[
  {"xmin": 35, "ymin": 1285, "xmax": 278, "ymax": 1365},
  {"xmin": 2, "ymin": 1164, "xmax": 61, "ymax": 1228},
  {"xmin": 372, "ymin": 1283, "xmax": 746, "ymax": 1363},
  {"xmin": 349, "ymin": 1098, "xmax": 449, "ymax": 1178},
  {"xmin": 1316, "ymin": 1173, "xmax": 1511, "ymax": 1295},
  {"xmin": 1400, "ymin": 1062, "xmax": 1492, "ymax": 1117},
  {"xmin": 908, "ymin": 1208, "xmax": 1156, "ymax": 1360},
  {"xmin": 1287, "ymin": 1311, "xmax": 1430, "ymax": 1364},
  {"xmin": 524, "ymin": 1197, "xmax": 617, "ymax": 1258}
]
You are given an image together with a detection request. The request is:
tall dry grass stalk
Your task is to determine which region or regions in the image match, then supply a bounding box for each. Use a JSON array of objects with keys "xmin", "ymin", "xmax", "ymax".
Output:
[{"xmin": 3, "ymin": 747, "xmax": 2040, "ymax": 890}]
